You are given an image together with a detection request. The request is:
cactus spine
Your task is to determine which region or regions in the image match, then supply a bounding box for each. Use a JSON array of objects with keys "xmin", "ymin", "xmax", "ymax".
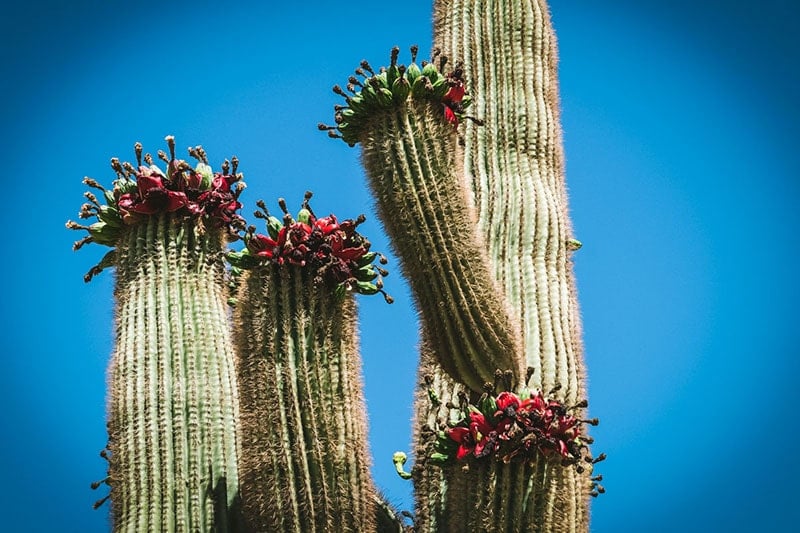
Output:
[
  {"xmin": 109, "ymin": 216, "xmax": 243, "ymax": 531},
  {"xmin": 232, "ymin": 265, "xmax": 374, "ymax": 531}
]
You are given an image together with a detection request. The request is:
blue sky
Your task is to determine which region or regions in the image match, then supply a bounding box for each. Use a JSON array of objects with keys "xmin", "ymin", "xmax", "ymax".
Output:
[{"xmin": 2, "ymin": 1, "xmax": 798, "ymax": 531}]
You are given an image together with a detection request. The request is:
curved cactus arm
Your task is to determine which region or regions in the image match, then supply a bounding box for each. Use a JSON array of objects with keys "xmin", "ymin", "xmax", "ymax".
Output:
[{"xmin": 323, "ymin": 51, "xmax": 523, "ymax": 392}]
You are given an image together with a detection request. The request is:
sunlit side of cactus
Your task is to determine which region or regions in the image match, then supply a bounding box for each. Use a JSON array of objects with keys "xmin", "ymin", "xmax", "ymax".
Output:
[
  {"xmin": 68, "ymin": 139, "xmax": 246, "ymax": 532},
  {"xmin": 228, "ymin": 195, "xmax": 392, "ymax": 531},
  {"xmin": 323, "ymin": 0, "xmax": 598, "ymax": 530}
]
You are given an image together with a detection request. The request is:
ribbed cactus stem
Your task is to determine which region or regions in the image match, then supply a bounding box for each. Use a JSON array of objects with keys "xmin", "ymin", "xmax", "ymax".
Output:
[
  {"xmin": 108, "ymin": 213, "xmax": 242, "ymax": 532},
  {"xmin": 360, "ymin": 103, "xmax": 521, "ymax": 391},
  {"xmin": 233, "ymin": 265, "xmax": 375, "ymax": 532}
]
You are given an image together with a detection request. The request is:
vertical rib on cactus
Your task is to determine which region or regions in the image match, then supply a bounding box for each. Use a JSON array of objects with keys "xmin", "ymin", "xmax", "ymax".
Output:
[
  {"xmin": 229, "ymin": 199, "xmax": 392, "ymax": 531},
  {"xmin": 69, "ymin": 139, "xmax": 246, "ymax": 531},
  {"xmin": 109, "ymin": 216, "xmax": 242, "ymax": 531}
]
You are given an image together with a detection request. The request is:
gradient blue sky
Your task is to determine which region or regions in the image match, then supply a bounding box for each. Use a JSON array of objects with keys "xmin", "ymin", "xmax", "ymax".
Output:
[{"xmin": 2, "ymin": 1, "xmax": 798, "ymax": 531}]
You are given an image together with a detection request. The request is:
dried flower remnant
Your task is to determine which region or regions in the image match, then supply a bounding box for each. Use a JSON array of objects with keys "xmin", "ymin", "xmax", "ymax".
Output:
[
  {"xmin": 319, "ymin": 45, "xmax": 480, "ymax": 146},
  {"xmin": 67, "ymin": 136, "xmax": 246, "ymax": 281},
  {"xmin": 228, "ymin": 191, "xmax": 393, "ymax": 302}
]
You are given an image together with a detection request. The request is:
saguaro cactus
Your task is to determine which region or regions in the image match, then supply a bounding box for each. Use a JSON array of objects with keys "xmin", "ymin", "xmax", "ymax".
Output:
[
  {"xmin": 323, "ymin": 0, "xmax": 600, "ymax": 531},
  {"xmin": 228, "ymin": 195, "xmax": 392, "ymax": 532},
  {"xmin": 68, "ymin": 138, "xmax": 246, "ymax": 531},
  {"xmin": 69, "ymin": 1, "xmax": 598, "ymax": 531}
]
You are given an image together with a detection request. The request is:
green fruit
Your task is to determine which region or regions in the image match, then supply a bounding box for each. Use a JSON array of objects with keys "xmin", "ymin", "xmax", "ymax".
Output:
[
  {"xmin": 354, "ymin": 265, "xmax": 378, "ymax": 282},
  {"xmin": 432, "ymin": 77, "xmax": 450, "ymax": 99},
  {"xmin": 88, "ymin": 221, "xmax": 118, "ymax": 246},
  {"xmin": 429, "ymin": 452, "xmax": 452, "ymax": 465},
  {"xmin": 195, "ymin": 162, "xmax": 213, "ymax": 189},
  {"xmin": 384, "ymin": 66, "xmax": 398, "ymax": 87},
  {"xmin": 355, "ymin": 280, "xmax": 379, "ymax": 295},
  {"xmin": 297, "ymin": 208, "xmax": 312, "ymax": 225},
  {"xmin": 266, "ymin": 216, "xmax": 283, "ymax": 240},
  {"xmin": 392, "ymin": 77, "xmax": 411, "ymax": 103},
  {"xmin": 406, "ymin": 62, "xmax": 422, "ymax": 84},
  {"xmin": 411, "ymin": 76, "xmax": 432, "ymax": 98},
  {"xmin": 356, "ymin": 251, "xmax": 377, "ymax": 267},
  {"xmin": 478, "ymin": 393, "xmax": 498, "ymax": 424},
  {"xmin": 98, "ymin": 205, "xmax": 122, "ymax": 227},
  {"xmin": 421, "ymin": 62, "xmax": 438, "ymax": 78},
  {"xmin": 377, "ymin": 87, "xmax": 394, "ymax": 107}
]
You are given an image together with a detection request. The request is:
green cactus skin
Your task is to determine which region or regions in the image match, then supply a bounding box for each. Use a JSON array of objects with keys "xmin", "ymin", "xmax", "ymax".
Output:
[
  {"xmin": 232, "ymin": 264, "xmax": 377, "ymax": 532},
  {"xmin": 359, "ymin": 102, "xmax": 522, "ymax": 392},
  {"xmin": 108, "ymin": 214, "xmax": 243, "ymax": 532}
]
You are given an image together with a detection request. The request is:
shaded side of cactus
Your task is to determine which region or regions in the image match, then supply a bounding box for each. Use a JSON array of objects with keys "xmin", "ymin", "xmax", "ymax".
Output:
[
  {"xmin": 69, "ymin": 139, "xmax": 246, "ymax": 531},
  {"xmin": 229, "ymin": 198, "xmax": 391, "ymax": 532}
]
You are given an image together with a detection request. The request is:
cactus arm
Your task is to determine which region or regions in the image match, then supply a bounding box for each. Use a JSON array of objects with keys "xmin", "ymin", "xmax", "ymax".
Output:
[
  {"xmin": 70, "ymin": 140, "xmax": 246, "ymax": 531},
  {"xmin": 109, "ymin": 216, "xmax": 243, "ymax": 532},
  {"xmin": 230, "ymin": 199, "xmax": 393, "ymax": 531},
  {"xmin": 360, "ymin": 102, "xmax": 522, "ymax": 391}
]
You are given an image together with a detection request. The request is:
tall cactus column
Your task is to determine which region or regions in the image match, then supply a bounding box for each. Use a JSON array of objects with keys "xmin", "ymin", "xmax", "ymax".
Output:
[
  {"xmin": 68, "ymin": 138, "xmax": 246, "ymax": 531},
  {"xmin": 229, "ymin": 196, "xmax": 392, "ymax": 532},
  {"xmin": 430, "ymin": 0, "xmax": 593, "ymax": 529},
  {"xmin": 434, "ymin": 0, "xmax": 584, "ymax": 402}
]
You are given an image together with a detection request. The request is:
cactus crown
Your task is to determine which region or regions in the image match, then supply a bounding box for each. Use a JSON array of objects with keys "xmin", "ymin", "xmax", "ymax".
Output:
[
  {"xmin": 67, "ymin": 136, "xmax": 246, "ymax": 281},
  {"xmin": 424, "ymin": 369, "xmax": 605, "ymax": 496},
  {"xmin": 319, "ymin": 45, "xmax": 477, "ymax": 146},
  {"xmin": 228, "ymin": 191, "xmax": 393, "ymax": 302}
]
